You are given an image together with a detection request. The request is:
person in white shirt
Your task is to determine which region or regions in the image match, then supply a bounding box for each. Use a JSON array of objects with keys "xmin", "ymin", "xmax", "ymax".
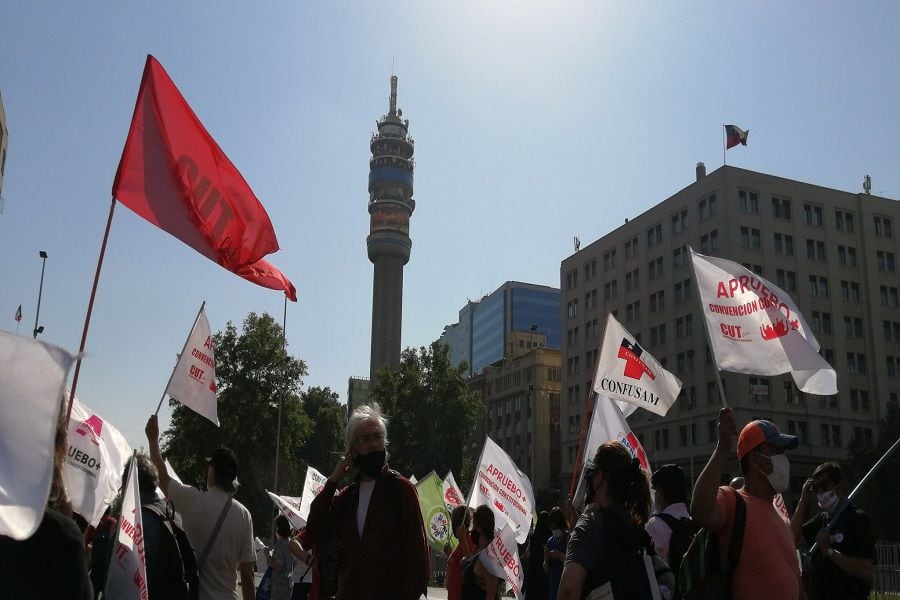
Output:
[{"xmin": 645, "ymin": 464, "xmax": 694, "ymax": 568}]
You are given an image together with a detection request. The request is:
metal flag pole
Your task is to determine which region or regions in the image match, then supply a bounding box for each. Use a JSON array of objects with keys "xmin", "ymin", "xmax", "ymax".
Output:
[
  {"xmin": 688, "ymin": 246, "xmax": 728, "ymax": 407},
  {"xmin": 66, "ymin": 197, "xmax": 117, "ymax": 426},
  {"xmin": 722, "ymin": 124, "xmax": 727, "ymax": 167},
  {"xmin": 273, "ymin": 295, "xmax": 288, "ymax": 495},
  {"xmin": 155, "ymin": 301, "xmax": 207, "ymax": 415}
]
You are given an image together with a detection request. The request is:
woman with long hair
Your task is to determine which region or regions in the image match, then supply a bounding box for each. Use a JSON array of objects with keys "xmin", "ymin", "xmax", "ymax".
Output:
[
  {"xmin": 557, "ymin": 442, "xmax": 658, "ymax": 600},
  {"xmin": 544, "ymin": 507, "xmax": 570, "ymax": 600},
  {"xmin": 461, "ymin": 505, "xmax": 502, "ymax": 600}
]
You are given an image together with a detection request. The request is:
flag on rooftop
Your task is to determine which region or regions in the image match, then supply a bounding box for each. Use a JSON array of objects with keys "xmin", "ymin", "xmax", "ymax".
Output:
[
  {"xmin": 14, "ymin": 304, "xmax": 22, "ymax": 323},
  {"xmin": 725, "ymin": 124, "xmax": 749, "ymax": 149}
]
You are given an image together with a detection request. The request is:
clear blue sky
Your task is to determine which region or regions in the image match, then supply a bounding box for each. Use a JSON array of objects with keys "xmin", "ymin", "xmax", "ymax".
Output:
[{"xmin": 2, "ymin": 2, "xmax": 899, "ymax": 449}]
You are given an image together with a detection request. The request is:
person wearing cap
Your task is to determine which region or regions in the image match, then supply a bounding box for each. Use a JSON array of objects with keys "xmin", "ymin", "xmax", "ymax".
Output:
[
  {"xmin": 790, "ymin": 462, "xmax": 874, "ymax": 600},
  {"xmin": 690, "ymin": 407, "xmax": 803, "ymax": 599},
  {"xmin": 645, "ymin": 464, "xmax": 693, "ymax": 568},
  {"xmin": 146, "ymin": 415, "xmax": 256, "ymax": 600}
]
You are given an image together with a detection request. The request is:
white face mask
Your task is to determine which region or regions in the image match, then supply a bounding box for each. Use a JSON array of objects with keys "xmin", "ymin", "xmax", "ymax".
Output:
[
  {"xmin": 817, "ymin": 490, "xmax": 839, "ymax": 513},
  {"xmin": 756, "ymin": 453, "xmax": 790, "ymax": 493}
]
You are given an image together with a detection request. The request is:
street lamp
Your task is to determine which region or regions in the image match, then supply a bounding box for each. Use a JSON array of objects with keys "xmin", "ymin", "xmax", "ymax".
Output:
[{"xmin": 33, "ymin": 251, "xmax": 48, "ymax": 339}]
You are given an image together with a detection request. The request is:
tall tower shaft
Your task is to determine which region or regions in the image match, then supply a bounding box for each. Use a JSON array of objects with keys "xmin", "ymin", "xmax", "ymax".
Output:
[{"xmin": 368, "ymin": 76, "xmax": 415, "ymax": 380}]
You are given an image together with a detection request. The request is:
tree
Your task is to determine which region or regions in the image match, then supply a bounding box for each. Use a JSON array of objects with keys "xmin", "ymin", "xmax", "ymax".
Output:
[
  {"xmin": 300, "ymin": 386, "xmax": 346, "ymax": 474},
  {"xmin": 370, "ymin": 342, "xmax": 484, "ymax": 486},
  {"xmin": 846, "ymin": 398, "xmax": 900, "ymax": 541},
  {"xmin": 162, "ymin": 312, "xmax": 311, "ymax": 538}
]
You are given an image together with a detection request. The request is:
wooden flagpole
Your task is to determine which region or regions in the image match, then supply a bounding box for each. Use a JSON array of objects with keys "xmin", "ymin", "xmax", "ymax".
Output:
[
  {"xmin": 66, "ymin": 197, "xmax": 117, "ymax": 426},
  {"xmin": 155, "ymin": 301, "xmax": 207, "ymax": 415}
]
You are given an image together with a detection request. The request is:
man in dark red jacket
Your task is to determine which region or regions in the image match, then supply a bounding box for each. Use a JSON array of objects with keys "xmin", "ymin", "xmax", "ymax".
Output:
[{"xmin": 305, "ymin": 403, "xmax": 429, "ymax": 600}]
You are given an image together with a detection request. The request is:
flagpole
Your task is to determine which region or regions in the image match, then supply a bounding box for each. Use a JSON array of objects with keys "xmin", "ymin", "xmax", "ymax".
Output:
[
  {"xmin": 688, "ymin": 247, "xmax": 729, "ymax": 407},
  {"xmin": 66, "ymin": 197, "xmax": 118, "ymax": 427},
  {"xmin": 722, "ymin": 124, "xmax": 726, "ymax": 167},
  {"xmin": 155, "ymin": 301, "xmax": 206, "ymax": 415},
  {"xmin": 273, "ymin": 294, "xmax": 288, "ymax": 495},
  {"xmin": 103, "ymin": 450, "xmax": 137, "ymax": 600},
  {"xmin": 465, "ymin": 438, "xmax": 489, "ymax": 507}
]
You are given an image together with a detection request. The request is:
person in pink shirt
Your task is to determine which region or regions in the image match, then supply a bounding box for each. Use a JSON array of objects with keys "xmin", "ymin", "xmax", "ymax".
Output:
[{"xmin": 690, "ymin": 408, "xmax": 803, "ymax": 600}]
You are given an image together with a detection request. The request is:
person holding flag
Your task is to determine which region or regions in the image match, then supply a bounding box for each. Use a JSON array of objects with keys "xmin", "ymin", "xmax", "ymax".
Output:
[{"xmin": 460, "ymin": 505, "xmax": 503, "ymax": 600}]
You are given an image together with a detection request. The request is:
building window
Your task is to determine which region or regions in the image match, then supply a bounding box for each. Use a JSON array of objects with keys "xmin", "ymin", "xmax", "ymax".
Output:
[
  {"xmin": 804, "ymin": 203, "xmax": 824, "ymax": 226},
  {"xmin": 835, "ymin": 210, "xmax": 854, "ymax": 232},
  {"xmin": 625, "ymin": 236, "xmax": 638, "ymax": 259},
  {"xmin": 647, "ymin": 223, "xmax": 663, "ymax": 248},
  {"xmin": 877, "ymin": 251, "xmax": 897, "ymax": 272},
  {"xmin": 885, "ymin": 321, "xmax": 900, "ymax": 342},
  {"xmin": 772, "ymin": 196, "xmax": 792, "ymax": 219},
  {"xmin": 567, "ymin": 356, "xmax": 580, "ymax": 375},
  {"xmin": 648, "ymin": 256, "xmax": 664, "ymax": 280},
  {"xmin": 843, "ymin": 316, "xmax": 864, "ymax": 338},
  {"xmin": 650, "ymin": 324, "xmax": 667, "ymax": 347},
  {"xmin": 784, "ymin": 381, "xmax": 799, "ymax": 404},
  {"xmin": 673, "ymin": 244, "xmax": 689, "ymax": 268},
  {"xmin": 585, "ymin": 289, "xmax": 598, "ymax": 310},
  {"xmin": 875, "ymin": 216, "xmax": 893, "ymax": 238},
  {"xmin": 567, "ymin": 327, "xmax": 579, "ymax": 346},
  {"xmin": 675, "ymin": 279, "xmax": 692, "ymax": 303},
  {"xmin": 740, "ymin": 227, "xmax": 761, "ymax": 250},
  {"xmin": 700, "ymin": 230, "xmax": 719, "ymax": 253},
  {"xmin": 738, "ymin": 190, "xmax": 758, "ymax": 214},
  {"xmin": 773, "ymin": 233, "xmax": 794, "ymax": 256},
  {"xmin": 584, "ymin": 259, "xmax": 597, "ymax": 281},
  {"xmin": 838, "ymin": 245, "xmax": 857, "ymax": 268},
  {"xmin": 604, "ymin": 280, "xmax": 617, "ymax": 300},
  {"xmin": 881, "ymin": 287, "xmax": 900, "ymax": 308},
  {"xmin": 677, "ymin": 350, "xmax": 695, "ymax": 373},
  {"xmin": 840, "ymin": 280, "xmax": 861, "ymax": 303},
  {"xmin": 742, "ymin": 263, "xmax": 763, "ymax": 275},
  {"xmin": 776, "ymin": 269, "xmax": 797, "ymax": 292},
  {"xmin": 625, "ymin": 268, "xmax": 640, "ymax": 291},
  {"xmin": 566, "ymin": 269, "xmax": 578, "ymax": 289},
  {"xmin": 888, "ymin": 356, "xmax": 900, "ymax": 378},
  {"xmin": 806, "ymin": 239, "xmax": 826, "ymax": 261},
  {"xmin": 567, "ymin": 299, "xmax": 578, "ymax": 318},
  {"xmin": 676, "ymin": 314, "xmax": 693, "ymax": 338},
  {"xmin": 699, "ymin": 194, "xmax": 717, "ymax": 220},
  {"xmin": 626, "ymin": 301, "xmax": 640, "ymax": 322},
  {"xmin": 672, "ymin": 209, "xmax": 689, "ymax": 235},
  {"xmin": 808, "ymin": 275, "xmax": 829, "ymax": 298},
  {"xmin": 649, "ymin": 290, "xmax": 665, "ymax": 313},
  {"xmin": 603, "ymin": 249, "xmax": 617, "ymax": 272},
  {"xmin": 811, "ymin": 311, "xmax": 832, "ymax": 334},
  {"xmin": 585, "ymin": 318, "xmax": 599, "ymax": 339},
  {"xmin": 846, "ymin": 352, "xmax": 867, "ymax": 375}
]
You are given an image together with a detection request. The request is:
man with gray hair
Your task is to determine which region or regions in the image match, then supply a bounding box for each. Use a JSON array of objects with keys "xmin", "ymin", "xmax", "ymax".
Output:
[{"xmin": 305, "ymin": 403, "xmax": 429, "ymax": 599}]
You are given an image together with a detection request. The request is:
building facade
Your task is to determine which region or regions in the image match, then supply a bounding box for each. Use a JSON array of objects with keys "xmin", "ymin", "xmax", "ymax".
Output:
[
  {"xmin": 560, "ymin": 164, "xmax": 900, "ymax": 504},
  {"xmin": 347, "ymin": 376, "xmax": 371, "ymax": 418}
]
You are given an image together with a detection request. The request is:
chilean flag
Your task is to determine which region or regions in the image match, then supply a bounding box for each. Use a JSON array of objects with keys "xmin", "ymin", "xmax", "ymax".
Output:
[{"xmin": 725, "ymin": 124, "xmax": 749, "ymax": 149}]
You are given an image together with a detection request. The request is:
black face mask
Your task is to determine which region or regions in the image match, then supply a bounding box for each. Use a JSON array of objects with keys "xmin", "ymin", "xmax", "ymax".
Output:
[{"xmin": 356, "ymin": 450, "xmax": 386, "ymax": 478}]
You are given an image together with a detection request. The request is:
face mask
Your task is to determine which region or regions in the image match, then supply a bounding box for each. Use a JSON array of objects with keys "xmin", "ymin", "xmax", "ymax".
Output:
[
  {"xmin": 817, "ymin": 490, "xmax": 839, "ymax": 513},
  {"xmin": 756, "ymin": 453, "xmax": 790, "ymax": 493},
  {"xmin": 356, "ymin": 450, "xmax": 386, "ymax": 478}
]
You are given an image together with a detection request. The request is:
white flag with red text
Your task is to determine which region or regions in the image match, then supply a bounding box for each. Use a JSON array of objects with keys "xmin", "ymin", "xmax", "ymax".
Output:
[
  {"xmin": 105, "ymin": 454, "xmax": 148, "ymax": 600},
  {"xmin": 594, "ymin": 313, "xmax": 682, "ymax": 416},
  {"xmin": 467, "ymin": 436, "xmax": 535, "ymax": 544},
  {"xmin": 481, "ymin": 522, "xmax": 525, "ymax": 600},
  {"xmin": 690, "ymin": 248, "xmax": 837, "ymax": 394},
  {"xmin": 442, "ymin": 471, "xmax": 465, "ymax": 513},
  {"xmin": 266, "ymin": 490, "xmax": 306, "ymax": 530},
  {"xmin": 165, "ymin": 304, "xmax": 219, "ymax": 425},
  {"xmin": 299, "ymin": 466, "xmax": 328, "ymax": 522},
  {"xmin": 573, "ymin": 394, "xmax": 650, "ymax": 509},
  {"xmin": 0, "ymin": 333, "xmax": 75, "ymax": 540},
  {"xmin": 66, "ymin": 394, "xmax": 132, "ymax": 525}
]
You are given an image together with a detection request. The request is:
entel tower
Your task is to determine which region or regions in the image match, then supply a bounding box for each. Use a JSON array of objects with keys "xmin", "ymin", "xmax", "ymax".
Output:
[{"xmin": 367, "ymin": 76, "xmax": 415, "ymax": 380}]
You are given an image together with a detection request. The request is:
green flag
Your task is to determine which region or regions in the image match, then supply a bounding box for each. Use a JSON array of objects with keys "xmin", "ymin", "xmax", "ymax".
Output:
[{"xmin": 415, "ymin": 471, "xmax": 455, "ymax": 553}]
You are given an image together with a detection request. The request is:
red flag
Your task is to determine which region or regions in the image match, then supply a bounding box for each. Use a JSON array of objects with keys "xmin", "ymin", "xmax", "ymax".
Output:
[
  {"xmin": 14, "ymin": 305, "xmax": 22, "ymax": 323},
  {"xmin": 237, "ymin": 258, "xmax": 297, "ymax": 301},
  {"xmin": 113, "ymin": 55, "xmax": 279, "ymax": 273}
]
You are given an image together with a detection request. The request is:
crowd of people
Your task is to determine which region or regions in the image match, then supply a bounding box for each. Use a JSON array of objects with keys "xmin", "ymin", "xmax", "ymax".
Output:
[{"xmin": 0, "ymin": 399, "xmax": 879, "ymax": 600}]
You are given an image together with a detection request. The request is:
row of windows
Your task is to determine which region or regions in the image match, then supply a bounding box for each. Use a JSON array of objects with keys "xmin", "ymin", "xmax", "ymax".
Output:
[{"xmin": 640, "ymin": 419, "xmax": 869, "ymax": 451}]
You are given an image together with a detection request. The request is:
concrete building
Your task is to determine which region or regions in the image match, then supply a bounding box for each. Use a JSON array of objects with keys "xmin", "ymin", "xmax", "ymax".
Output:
[
  {"xmin": 368, "ymin": 76, "xmax": 415, "ymax": 380},
  {"xmin": 439, "ymin": 281, "xmax": 561, "ymax": 377},
  {"xmin": 0, "ymin": 91, "xmax": 8, "ymax": 205},
  {"xmin": 560, "ymin": 164, "xmax": 900, "ymax": 504},
  {"xmin": 347, "ymin": 376, "xmax": 371, "ymax": 418}
]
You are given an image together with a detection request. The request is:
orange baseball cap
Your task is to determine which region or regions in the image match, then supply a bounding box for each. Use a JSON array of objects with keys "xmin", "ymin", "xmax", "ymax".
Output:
[{"xmin": 737, "ymin": 420, "xmax": 798, "ymax": 460}]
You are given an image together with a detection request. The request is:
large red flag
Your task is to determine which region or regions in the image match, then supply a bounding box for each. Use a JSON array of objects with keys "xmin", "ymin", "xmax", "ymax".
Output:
[{"xmin": 113, "ymin": 55, "xmax": 280, "ymax": 274}]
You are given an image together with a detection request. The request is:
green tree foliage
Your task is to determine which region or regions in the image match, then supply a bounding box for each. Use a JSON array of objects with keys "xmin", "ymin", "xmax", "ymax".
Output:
[
  {"xmin": 300, "ymin": 386, "xmax": 346, "ymax": 473},
  {"xmin": 162, "ymin": 312, "xmax": 314, "ymax": 537},
  {"xmin": 371, "ymin": 342, "xmax": 483, "ymax": 489},
  {"xmin": 846, "ymin": 399, "xmax": 900, "ymax": 541}
]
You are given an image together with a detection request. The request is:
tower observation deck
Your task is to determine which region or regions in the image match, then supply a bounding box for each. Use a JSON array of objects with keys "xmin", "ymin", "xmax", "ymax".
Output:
[{"xmin": 367, "ymin": 75, "xmax": 415, "ymax": 380}]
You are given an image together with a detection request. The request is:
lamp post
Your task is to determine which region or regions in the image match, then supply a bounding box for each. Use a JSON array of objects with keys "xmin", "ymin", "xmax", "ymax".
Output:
[{"xmin": 33, "ymin": 251, "xmax": 48, "ymax": 339}]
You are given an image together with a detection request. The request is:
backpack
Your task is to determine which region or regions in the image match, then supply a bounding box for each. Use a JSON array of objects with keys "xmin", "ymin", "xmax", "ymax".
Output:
[
  {"xmin": 655, "ymin": 512, "xmax": 701, "ymax": 575},
  {"xmin": 316, "ymin": 470, "xmax": 404, "ymax": 599},
  {"xmin": 580, "ymin": 506, "xmax": 660, "ymax": 599},
  {"xmin": 143, "ymin": 501, "xmax": 200, "ymax": 600},
  {"xmin": 677, "ymin": 491, "xmax": 746, "ymax": 600}
]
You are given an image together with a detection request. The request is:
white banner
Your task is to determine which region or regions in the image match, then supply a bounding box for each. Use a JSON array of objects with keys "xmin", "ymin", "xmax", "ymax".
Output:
[
  {"xmin": 266, "ymin": 490, "xmax": 306, "ymax": 530},
  {"xmin": 691, "ymin": 248, "xmax": 837, "ymax": 395},
  {"xmin": 0, "ymin": 333, "xmax": 75, "ymax": 540},
  {"xmin": 105, "ymin": 455, "xmax": 148, "ymax": 600},
  {"xmin": 164, "ymin": 459, "xmax": 183, "ymax": 484},
  {"xmin": 573, "ymin": 394, "xmax": 650, "ymax": 509},
  {"xmin": 442, "ymin": 471, "xmax": 465, "ymax": 513},
  {"xmin": 594, "ymin": 313, "xmax": 682, "ymax": 416},
  {"xmin": 299, "ymin": 466, "xmax": 328, "ymax": 522},
  {"xmin": 468, "ymin": 437, "xmax": 535, "ymax": 544},
  {"xmin": 481, "ymin": 522, "xmax": 525, "ymax": 600},
  {"xmin": 66, "ymin": 395, "xmax": 133, "ymax": 525},
  {"xmin": 165, "ymin": 305, "xmax": 219, "ymax": 425}
]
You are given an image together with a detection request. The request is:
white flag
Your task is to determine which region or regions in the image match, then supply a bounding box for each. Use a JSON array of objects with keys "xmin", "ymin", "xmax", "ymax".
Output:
[
  {"xmin": 164, "ymin": 459, "xmax": 183, "ymax": 484},
  {"xmin": 690, "ymin": 248, "xmax": 837, "ymax": 395},
  {"xmin": 0, "ymin": 332, "xmax": 75, "ymax": 540},
  {"xmin": 66, "ymin": 394, "xmax": 132, "ymax": 525},
  {"xmin": 299, "ymin": 466, "xmax": 328, "ymax": 522},
  {"xmin": 266, "ymin": 490, "xmax": 306, "ymax": 530},
  {"xmin": 573, "ymin": 394, "xmax": 650, "ymax": 509},
  {"xmin": 468, "ymin": 436, "xmax": 535, "ymax": 544},
  {"xmin": 594, "ymin": 313, "xmax": 682, "ymax": 416},
  {"xmin": 481, "ymin": 522, "xmax": 525, "ymax": 600},
  {"xmin": 165, "ymin": 305, "xmax": 219, "ymax": 425},
  {"xmin": 105, "ymin": 455, "xmax": 149, "ymax": 600},
  {"xmin": 409, "ymin": 474, "xmax": 418, "ymax": 485},
  {"xmin": 442, "ymin": 471, "xmax": 465, "ymax": 513}
]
